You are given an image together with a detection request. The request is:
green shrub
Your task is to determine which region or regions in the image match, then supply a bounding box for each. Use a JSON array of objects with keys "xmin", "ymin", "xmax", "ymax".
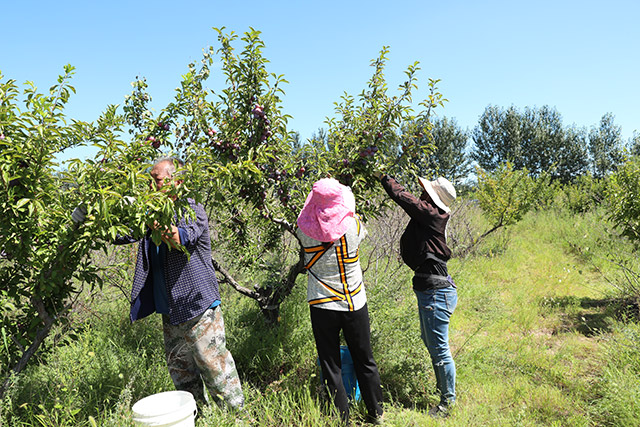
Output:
[
  {"xmin": 607, "ymin": 156, "xmax": 640, "ymax": 245},
  {"xmin": 561, "ymin": 173, "xmax": 605, "ymax": 214}
]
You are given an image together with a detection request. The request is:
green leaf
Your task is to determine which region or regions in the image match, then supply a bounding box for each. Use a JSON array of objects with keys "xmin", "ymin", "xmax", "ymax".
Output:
[{"xmin": 15, "ymin": 198, "xmax": 30, "ymax": 209}]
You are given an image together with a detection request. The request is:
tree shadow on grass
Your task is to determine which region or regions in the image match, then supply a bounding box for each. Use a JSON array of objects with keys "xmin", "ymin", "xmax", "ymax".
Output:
[
  {"xmin": 541, "ymin": 295, "xmax": 639, "ymax": 336},
  {"xmin": 378, "ymin": 359, "xmax": 435, "ymax": 411},
  {"xmin": 228, "ymin": 298, "xmax": 318, "ymax": 392}
]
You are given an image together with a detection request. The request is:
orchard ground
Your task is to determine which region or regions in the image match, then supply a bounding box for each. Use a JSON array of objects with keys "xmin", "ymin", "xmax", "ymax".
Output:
[{"xmin": 2, "ymin": 201, "xmax": 640, "ymax": 426}]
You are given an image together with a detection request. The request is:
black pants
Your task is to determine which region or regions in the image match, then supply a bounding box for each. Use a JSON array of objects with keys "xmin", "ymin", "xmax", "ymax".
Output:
[{"xmin": 310, "ymin": 304, "xmax": 384, "ymax": 422}]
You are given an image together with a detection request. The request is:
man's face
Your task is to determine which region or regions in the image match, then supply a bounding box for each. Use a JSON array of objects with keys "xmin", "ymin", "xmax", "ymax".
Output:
[{"xmin": 150, "ymin": 162, "xmax": 174, "ymax": 191}]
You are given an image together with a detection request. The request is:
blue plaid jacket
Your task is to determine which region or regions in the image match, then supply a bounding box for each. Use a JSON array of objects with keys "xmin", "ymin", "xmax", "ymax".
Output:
[{"xmin": 116, "ymin": 198, "xmax": 221, "ymax": 325}]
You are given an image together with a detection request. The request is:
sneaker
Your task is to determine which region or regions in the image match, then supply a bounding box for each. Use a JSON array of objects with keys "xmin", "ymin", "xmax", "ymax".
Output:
[
  {"xmin": 428, "ymin": 404, "xmax": 450, "ymax": 418},
  {"xmin": 365, "ymin": 412, "xmax": 385, "ymax": 425}
]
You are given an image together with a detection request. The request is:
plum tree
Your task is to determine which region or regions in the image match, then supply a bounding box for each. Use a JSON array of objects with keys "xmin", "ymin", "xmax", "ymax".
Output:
[
  {"xmin": 0, "ymin": 28, "xmax": 447, "ymax": 390},
  {"xmin": 174, "ymin": 33, "xmax": 446, "ymax": 322},
  {"xmin": 0, "ymin": 67, "xmax": 197, "ymax": 395}
]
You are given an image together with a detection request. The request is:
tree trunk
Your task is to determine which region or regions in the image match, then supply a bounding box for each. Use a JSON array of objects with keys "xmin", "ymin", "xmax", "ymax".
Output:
[
  {"xmin": 0, "ymin": 297, "xmax": 59, "ymax": 399},
  {"xmin": 258, "ymin": 248, "xmax": 306, "ymax": 323},
  {"xmin": 212, "ymin": 248, "xmax": 306, "ymax": 324}
]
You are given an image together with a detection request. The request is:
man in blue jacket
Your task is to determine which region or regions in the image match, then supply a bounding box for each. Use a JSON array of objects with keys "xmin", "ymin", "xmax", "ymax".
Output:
[{"xmin": 76, "ymin": 157, "xmax": 244, "ymax": 410}]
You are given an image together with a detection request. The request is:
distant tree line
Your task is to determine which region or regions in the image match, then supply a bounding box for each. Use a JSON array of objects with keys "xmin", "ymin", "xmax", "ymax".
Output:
[{"xmin": 409, "ymin": 104, "xmax": 638, "ymax": 185}]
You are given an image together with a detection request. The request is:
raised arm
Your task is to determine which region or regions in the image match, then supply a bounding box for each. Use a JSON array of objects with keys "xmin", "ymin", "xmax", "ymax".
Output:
[
  {"xmin": 174, "ymin": 201, "xmax": 209, "ymax": 250},
  {"xmin": 378, "ymin": 174, "xmax": 441, "ymax": 224}
]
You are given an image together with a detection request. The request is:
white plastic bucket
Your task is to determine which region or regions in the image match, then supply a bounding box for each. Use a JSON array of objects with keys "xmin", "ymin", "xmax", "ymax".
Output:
[{"xmin": 132, "ymin": 390, "xmax": 197, "ymax": 427}]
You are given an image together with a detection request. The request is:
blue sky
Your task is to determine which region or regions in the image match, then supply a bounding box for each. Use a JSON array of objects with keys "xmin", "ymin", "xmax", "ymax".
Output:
[{"xmin": 2, "ymin": 0, "xmax": 638, "ymax": 161}]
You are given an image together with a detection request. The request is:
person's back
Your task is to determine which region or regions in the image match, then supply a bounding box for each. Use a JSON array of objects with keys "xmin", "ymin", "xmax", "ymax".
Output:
[
  {"xmin": 297, "ymin": 215, "xmax": 367, "ymax": 312},
  {"xmin": 375, "ymin": 172, "xmax": 458, "ymax": 417},
  {"xmin": 297, "ymin": 178, "xmax": 384, "ymax": 425}
]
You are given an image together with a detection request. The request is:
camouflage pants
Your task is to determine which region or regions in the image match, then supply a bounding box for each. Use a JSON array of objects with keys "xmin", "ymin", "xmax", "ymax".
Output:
[{"xmin": 162, "ymin": 306, "xmax": 244, "ymax": 410}]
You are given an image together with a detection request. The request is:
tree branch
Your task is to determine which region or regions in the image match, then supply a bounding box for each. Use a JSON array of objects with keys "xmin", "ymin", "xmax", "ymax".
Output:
[
  {"xmin": 455, "ymin": 223, "xmax": 504, "ymax": 258},
  {"xmin": 211, "ymin": 257, "xmax": 259, "ymax": 299},
  {"xmin": 261, "ymin": 247, "xmax": 306, "ymax": 321}
]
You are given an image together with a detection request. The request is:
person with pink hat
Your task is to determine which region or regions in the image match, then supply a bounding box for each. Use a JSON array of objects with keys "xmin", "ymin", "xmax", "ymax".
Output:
[
  {"xmin": 297, "ymin": 178, "xmax": 384, "ymax": 425},
  {"xmin": 374, "ymin": 172, "xmax": 458, "ymax": 418}
]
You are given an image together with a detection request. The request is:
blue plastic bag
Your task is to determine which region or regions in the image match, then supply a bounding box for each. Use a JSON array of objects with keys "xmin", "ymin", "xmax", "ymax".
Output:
[{"xmin": 317, "ymin": 345, "xmax": 361, "ymax": 401}]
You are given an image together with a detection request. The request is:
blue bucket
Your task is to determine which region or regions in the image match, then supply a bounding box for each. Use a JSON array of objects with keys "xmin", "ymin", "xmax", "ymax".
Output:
[
  {"xmin": 317, "ymin": 345, "xmax": 361, "ymax": 401},
  {"xmin": 340, "ymin": 346, "xmax": 361, "ymax": 401}
]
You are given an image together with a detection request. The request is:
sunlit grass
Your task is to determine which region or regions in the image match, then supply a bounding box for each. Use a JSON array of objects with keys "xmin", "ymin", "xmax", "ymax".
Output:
[{"xmin": 2, "ymin": 205, "xmax": 639, "ymax": 426}]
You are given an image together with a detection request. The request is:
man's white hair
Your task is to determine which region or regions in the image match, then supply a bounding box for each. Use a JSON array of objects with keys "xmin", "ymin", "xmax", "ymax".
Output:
[{"xmin": 154, "ymin": 157, "xmax": 184, "ymax": 175}]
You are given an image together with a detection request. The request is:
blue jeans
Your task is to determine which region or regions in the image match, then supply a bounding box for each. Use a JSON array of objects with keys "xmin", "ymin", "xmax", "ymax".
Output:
[{"xmin": 414, "ymin": 286, "xmax": 458, "ymax": 406}]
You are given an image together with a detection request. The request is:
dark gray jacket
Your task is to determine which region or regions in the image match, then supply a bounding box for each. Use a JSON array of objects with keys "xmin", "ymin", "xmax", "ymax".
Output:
[{"xmin": 116, "ymin": 199, "xmax": 221, "ymax": 325}]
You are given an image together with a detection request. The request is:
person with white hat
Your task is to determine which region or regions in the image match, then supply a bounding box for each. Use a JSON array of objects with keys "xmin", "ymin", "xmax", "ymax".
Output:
[
  {"xmin": 374, "ymin": 172, "xmax": 458, "ymax": 417},
  {"xmin": 297, "ymin": 177, "xmax": 384, "ymax": 425}
]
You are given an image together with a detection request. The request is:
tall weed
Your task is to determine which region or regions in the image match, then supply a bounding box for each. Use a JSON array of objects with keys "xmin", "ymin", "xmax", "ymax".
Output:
[
  {"xmin": 592, "ymin": 322, "xmax": 640, "ymax": 426},
  {"xmin": 4, "ymin": 202, "xmax": 640, "ymax": 426},
  {"xmin": 2, "ymin": 294, "xmax": 170, "ymax": 426}
]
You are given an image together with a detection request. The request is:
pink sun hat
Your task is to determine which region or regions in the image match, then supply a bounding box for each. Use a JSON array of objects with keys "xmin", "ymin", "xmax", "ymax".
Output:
[{"xmin": 297, "ymin": 178, "xmax": 356, "ymax": 242}]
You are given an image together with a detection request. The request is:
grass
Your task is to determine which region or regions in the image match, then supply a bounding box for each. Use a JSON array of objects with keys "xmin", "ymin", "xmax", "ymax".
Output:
[{"xmin": 2, "ymin": 205, "xmax": 640, "ymax": 426}]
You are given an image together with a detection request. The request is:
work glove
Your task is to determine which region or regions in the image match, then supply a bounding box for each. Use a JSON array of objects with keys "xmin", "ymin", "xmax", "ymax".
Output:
[
  {"xmin": 71, "ymin": 204, "xmax": 87, "ymax": 224},
  {"xmin": 122, "ymin": 196, "xmax": 136, "ymax": 205}
]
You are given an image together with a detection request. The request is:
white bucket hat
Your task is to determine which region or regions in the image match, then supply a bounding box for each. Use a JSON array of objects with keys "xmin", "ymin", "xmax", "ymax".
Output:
[{"xmin": 418, "ymin": 177, "xmax": 456, "ymax": 213}]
